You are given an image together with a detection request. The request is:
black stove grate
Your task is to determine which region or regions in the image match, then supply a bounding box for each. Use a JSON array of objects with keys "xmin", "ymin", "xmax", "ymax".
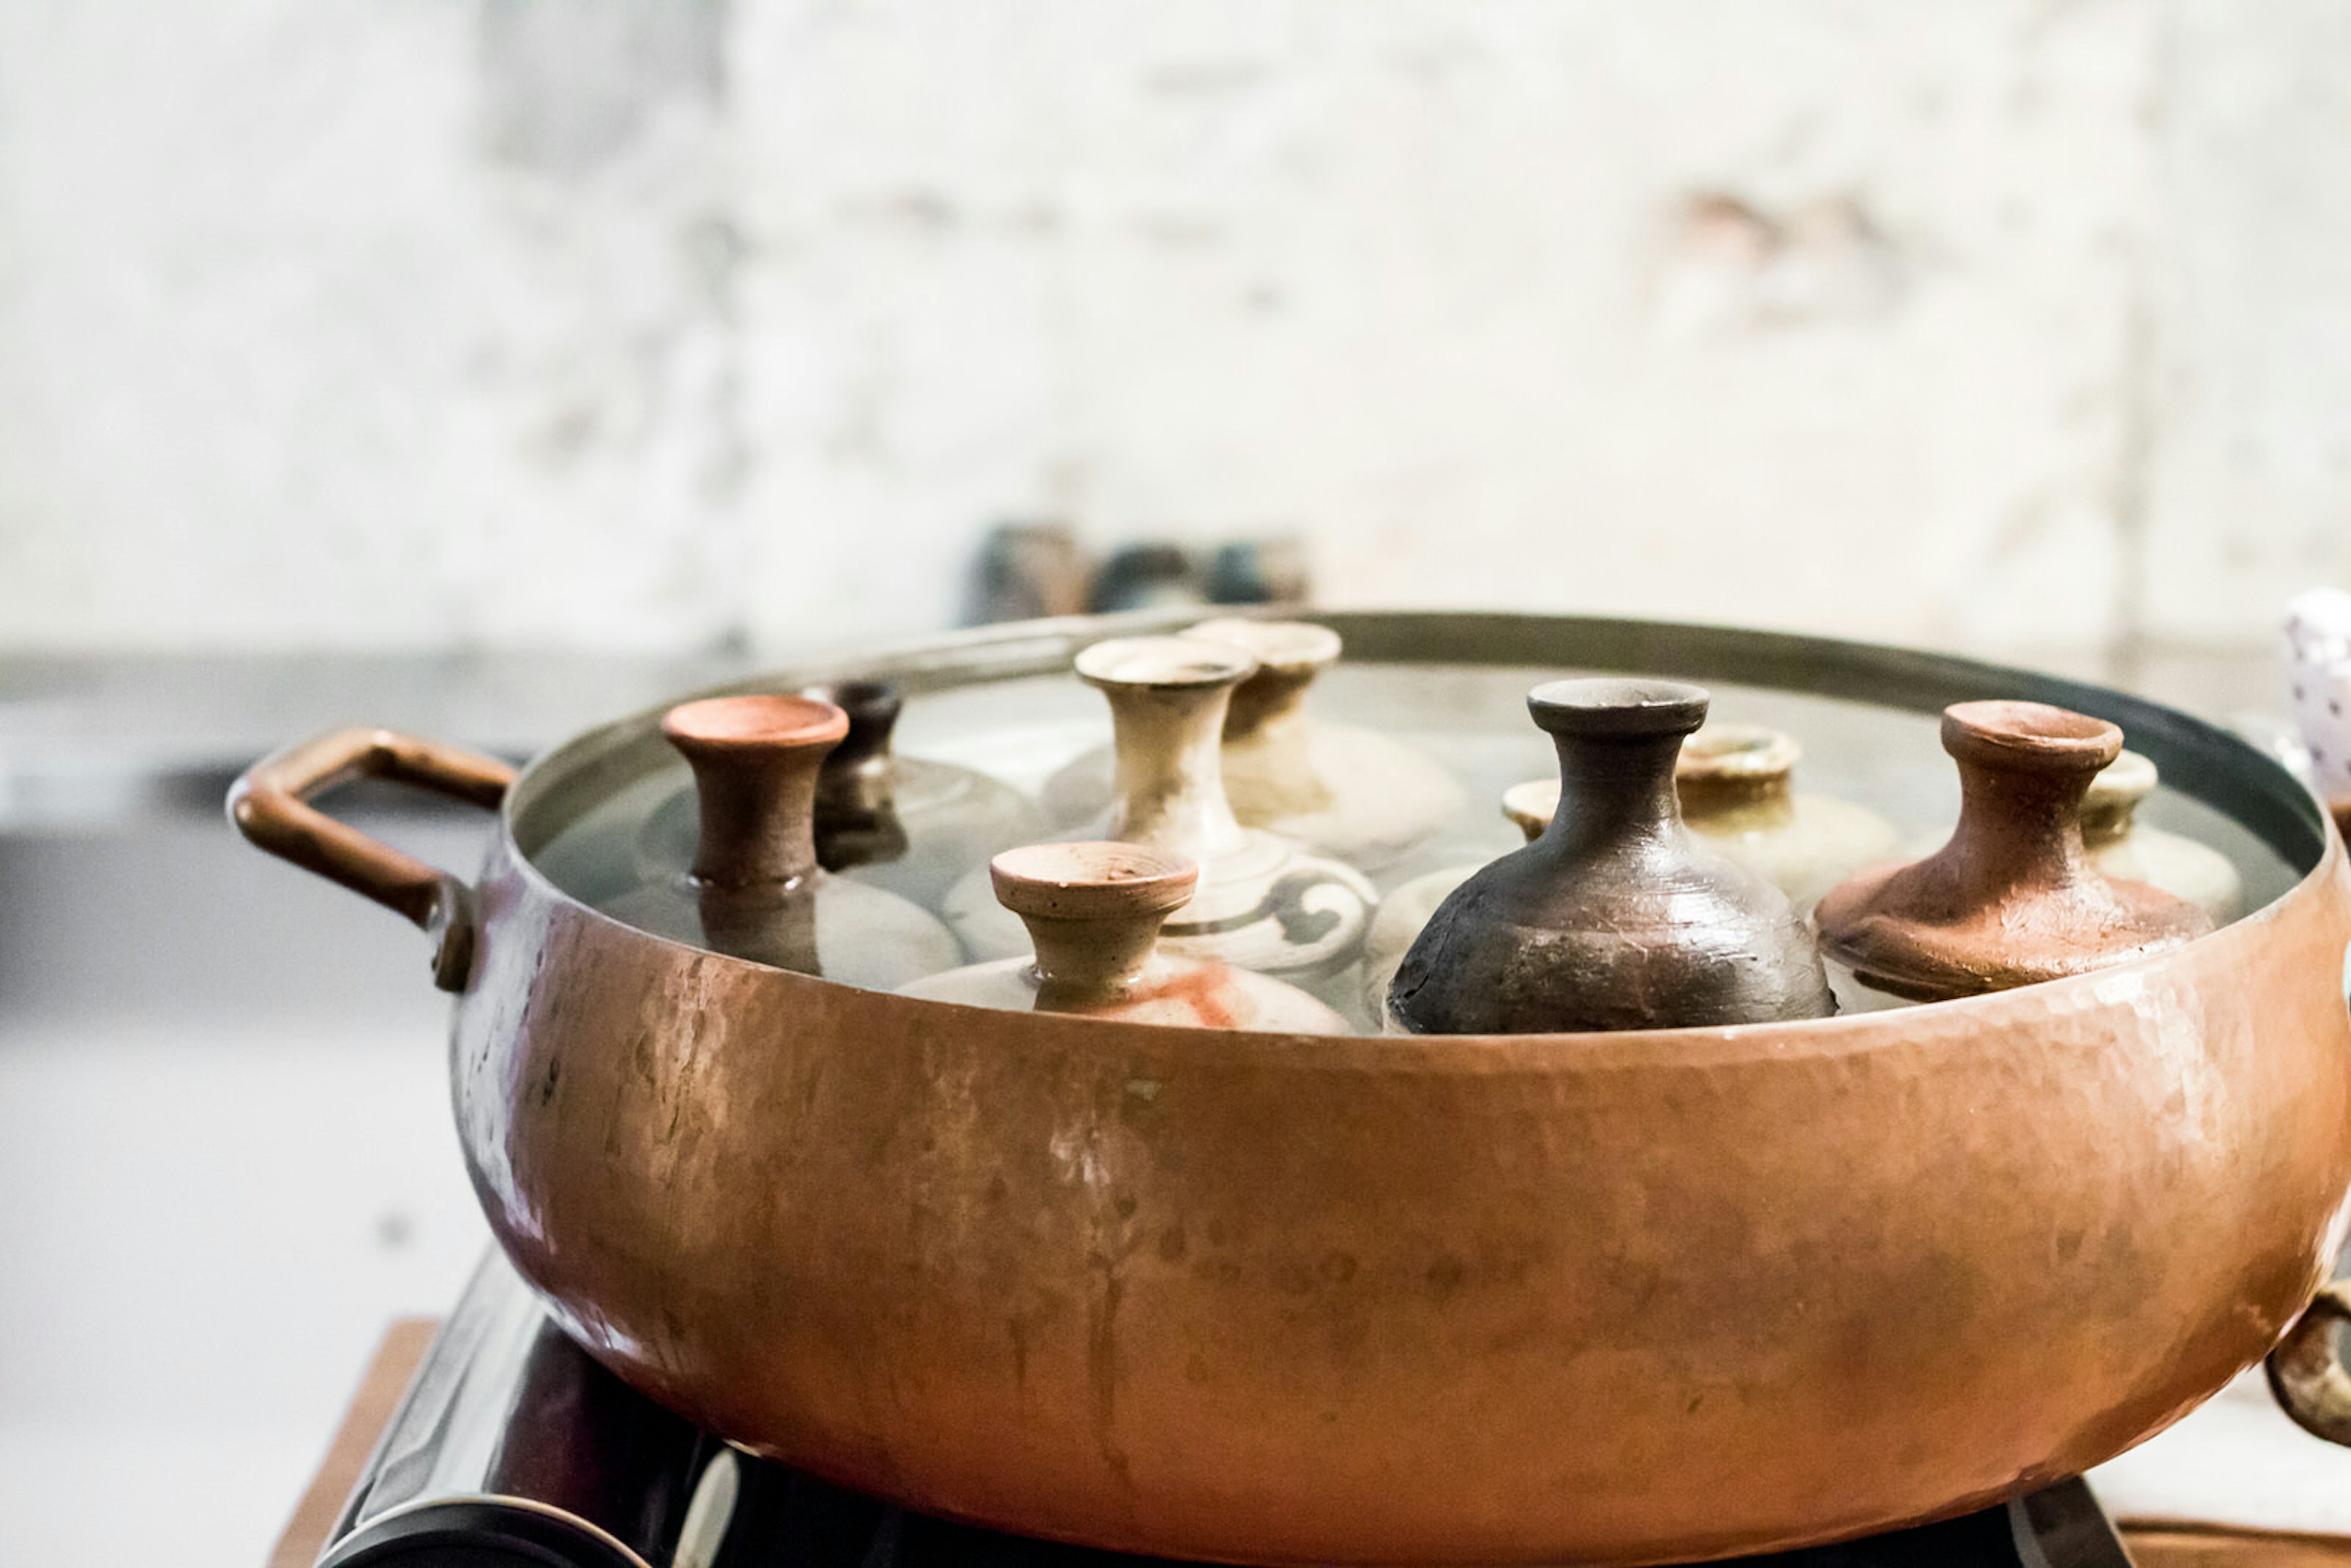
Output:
[{"xmin": 318, "ymin": 1254, "xmax": 2132, "ymax": 1568}]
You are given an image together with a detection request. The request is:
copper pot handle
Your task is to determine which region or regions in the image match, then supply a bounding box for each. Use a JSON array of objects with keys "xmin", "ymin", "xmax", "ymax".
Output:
[
  {"xmin": 228, "ymin": 728, "xmax": 516, "ymax": 992},
  {"xmin": 2268, "ymin": 1280, "xmax": 2351, "ymax": 1443}
]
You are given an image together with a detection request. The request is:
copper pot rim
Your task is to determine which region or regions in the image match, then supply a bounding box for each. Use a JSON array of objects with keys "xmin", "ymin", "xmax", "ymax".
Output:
[{"xmin": 498, "ymin": 607, "xmax": 2341, "ymax": 1065}]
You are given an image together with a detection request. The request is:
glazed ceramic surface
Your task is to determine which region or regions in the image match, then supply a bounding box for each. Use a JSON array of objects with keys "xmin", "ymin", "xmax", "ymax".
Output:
[
  {"xmin": 230, "ymin": 611, "xmax": 2351, "ymax": 1567},
  {"xmin": 947, "ymin": 636, "xmax": 1374, "ymax": 980},
  {"xmin": 1818, "ymin": 702, "xmax": 2214, "ymax": 1003},
  {"xmin": 1042, "ymin": 618, "xmax": 1461, "ymax": 869},
  {"xmin": 904, "ymin": 842, "xmax": 1346, "ymax": 1034},
  {"xmin": 1391, "ymin": 680, "xmax": 1834, "ymax": 1035}
]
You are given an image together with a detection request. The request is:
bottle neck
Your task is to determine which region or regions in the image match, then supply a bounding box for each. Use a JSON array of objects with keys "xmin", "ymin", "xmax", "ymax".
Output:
[
  {"xmin": 1107, "ymin": 683, "xmax": 1249, "ymax": 861},
  {"xmin": 1021, "ymin": 912, "xmax": 1168, "ymax": 1011},
  {"xmin": 1943, "ymin": 759, "xmax": 2097, "ymax": 892},
  {"xmin": 1542, "ymin": 731, "xmax": 1686, "ymax": 853},
  {"xmin": 687, "ymin": 752, "xmax": 821, "ymax": 891}
]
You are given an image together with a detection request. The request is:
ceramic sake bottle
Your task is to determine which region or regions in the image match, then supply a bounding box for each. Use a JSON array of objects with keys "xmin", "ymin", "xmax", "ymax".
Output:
[
  {"xmin": 902, "ymin": 842, "xmax": 1349, "ymax": 1032},
  {"xmin": 2286, "ymin": 587, "xmax": 2351, "ymax": 840},
  {"xmin": 947, "ymin": 636, "xmax": 1376, "ymax": 978},
  {"xmin": 1388, "ymin": 680, "xmax": 1834, "ymax": 1035},
  {"xmin": 1041, "ymin": 618, "xmax": 1461, "ymax": 869},
  {"xmin": 800, "ymin": 678, "xmax": 913, "ymax": 871},
  {"xmin": 637, "ymin": 678, "xmax": 1043, "ymax": 909},
  {"xmin": 1814, "ymin": 701, "xmax": 2213, "ymax": 1003},
  {"xmin": 602, "ymin": 694, "xmax": 964, "ymax": 991},
  {"xmin": 1496, "ymin": 726, "xmax": 1896, "ymax": 909},
  {"xmin": 2079, "ymin": 749, "xmax": 2241, "ymax": 924}
]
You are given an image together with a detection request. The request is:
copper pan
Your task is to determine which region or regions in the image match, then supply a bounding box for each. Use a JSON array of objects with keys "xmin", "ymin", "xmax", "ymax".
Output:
[{"xmin": 230, "ymin": 612, "xmax": 2351, "ymax": 1566}]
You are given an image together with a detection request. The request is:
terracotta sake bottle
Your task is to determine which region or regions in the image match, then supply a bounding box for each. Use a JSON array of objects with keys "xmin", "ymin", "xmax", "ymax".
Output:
[
  {"xmin": 636, "ymin": 678, "xmax": 1042, "ymax": 910},
  {"xmin": 1815, "ymin": 701, "xmax": 2213, "ymax": 1002},
  {"xmin": 903, "ymin": 842, "xmax": 1348, "ymax": 1032},
  {"xmin": 1388, "ymin": 680, "xmax": 1834, "ymax": 1035},
  {"xmin": 602, "ymin": 694, "xmax": 964, "ymax": 990},
  {"xmin": 1041, "ymin": 618, "xmax": 1461, "ymax": 869},
  {"xmin": 947, "ymin": 636, "xmax": 1376, "ymax": 978}
]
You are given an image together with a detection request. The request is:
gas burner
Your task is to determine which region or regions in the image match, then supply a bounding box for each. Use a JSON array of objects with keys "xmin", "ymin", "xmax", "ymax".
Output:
[{"xmin": 315, "ymin": 1256, "xmax": 2132, "ymax": 1568}]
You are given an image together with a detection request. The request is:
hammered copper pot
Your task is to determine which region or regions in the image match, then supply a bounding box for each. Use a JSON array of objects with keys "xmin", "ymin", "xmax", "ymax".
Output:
[{"xmin": 229, "ymin": 612, "xmax": 2351, "ymax": 1568}]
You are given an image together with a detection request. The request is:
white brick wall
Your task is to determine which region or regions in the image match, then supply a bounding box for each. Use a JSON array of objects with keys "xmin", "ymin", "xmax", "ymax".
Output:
[{"xmin": 0, "ymin": 0, "xmax": 2344, "ymax": 670}]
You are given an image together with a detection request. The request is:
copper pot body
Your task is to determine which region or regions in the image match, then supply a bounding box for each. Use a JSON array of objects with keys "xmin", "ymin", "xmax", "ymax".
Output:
[{"xmin": 243, "ymin": 613, "xmax": 2351, "ymax": 1566}]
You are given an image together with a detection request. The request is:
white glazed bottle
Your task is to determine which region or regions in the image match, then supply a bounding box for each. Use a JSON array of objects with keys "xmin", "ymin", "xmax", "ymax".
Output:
[
  {"xmin": 1041, "ymin": 618, "xmax": 1463, "ymax": 870},
  {"xmin": 904, "ymin": 842, "xmax": 1349, "ymax": 1032},
  {"xmin": 947, "ymin": 636, "xmax": 1376, "ymax": 978}
]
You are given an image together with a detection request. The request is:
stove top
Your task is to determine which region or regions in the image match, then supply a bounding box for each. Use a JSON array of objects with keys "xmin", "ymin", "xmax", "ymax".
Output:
[{"xmin": 316, "ymin": 1255, "xmax": 2134, "ymax": 1568}]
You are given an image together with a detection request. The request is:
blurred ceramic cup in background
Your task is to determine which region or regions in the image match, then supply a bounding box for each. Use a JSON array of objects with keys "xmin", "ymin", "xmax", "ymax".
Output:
[
  {"xmin": 902, "ymin": 842, "xmax": 1347, "ymax": 1033},
  {"xmin": 1043, "ymin": 618, "xmax": 1461, "ymax": 869},
  {"xmin": 602, "ymin": 694, "xmax": 965, "ymax": 990},
  {"xmin": 2286, "ymin": 587, "xmax": 2351, "ymax": 839},
  {"xmin": 946, "ymin": 636, "xmax": 1376, "ymax": 980},
  {"xmin": 1389, "ymin": 679, "xmax": 1834, "ymax": 1035},
  {"xmin": 1815, "ymin": 700, "xmax": 2213, "ymax": 1008}
]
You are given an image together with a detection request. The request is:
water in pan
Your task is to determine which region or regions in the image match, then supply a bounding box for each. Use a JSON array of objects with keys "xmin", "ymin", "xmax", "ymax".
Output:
[{"xmin": 526, "ymin": 661, "xmax": 2302, "ymax": 1018}]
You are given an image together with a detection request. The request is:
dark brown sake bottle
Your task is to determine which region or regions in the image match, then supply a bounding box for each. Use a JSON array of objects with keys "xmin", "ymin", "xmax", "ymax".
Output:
[{"xmin": 1387, "ymin": 678, "xmax": 1834, "ymax": 1034}]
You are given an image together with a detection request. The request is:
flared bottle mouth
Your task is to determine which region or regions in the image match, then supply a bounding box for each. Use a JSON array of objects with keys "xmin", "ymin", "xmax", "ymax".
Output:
[
  {"xmin": 1527, "ymin": 678, "xmax": 1709, "ymax": 739},
  {"xmin": 1941, "ymin": 700, "xmax": 2121, "ymax": 773},
  {"xmin": 662, "ymin": 694, "xmax": 849, "ymax": 754},
  {"xmin": 1076, "ymin": 636, "xmax": 1258, "ymax": 691},
  {"xmin": 991, "ymin": 841, "xmax": 1198, "ymax": 922}
]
